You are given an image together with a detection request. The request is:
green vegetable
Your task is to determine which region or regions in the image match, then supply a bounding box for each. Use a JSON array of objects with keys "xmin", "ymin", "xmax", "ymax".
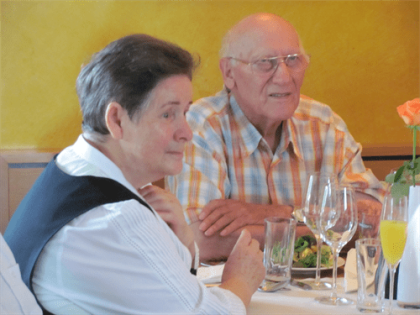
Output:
[
  {"xmin": 294, "ymin": 235, "xmax": 316, "ymax": 253},
  {"xmin": 299, "ymin": 252, "xmax": 317, "ymax": 268},
  {"xmin": 293, "ymin": 235, "xmax": 332, "ymax": 268},
  {"xmin": 272, "ymin": 241, "xmax": 286, "ymax": 264},
  {"xmin": 271, "ymin": 241, "xmax": 286, "ymax": 264}
]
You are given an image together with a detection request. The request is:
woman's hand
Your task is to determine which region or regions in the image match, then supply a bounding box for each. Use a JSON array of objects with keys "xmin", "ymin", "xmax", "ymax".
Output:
[
  {"xmin": 138, "ymin": 185, "xmax": 195, "ymax": 258},
  {"xmin": 220, "ymin": 229, "xmax": 265, "ymax": 307}
]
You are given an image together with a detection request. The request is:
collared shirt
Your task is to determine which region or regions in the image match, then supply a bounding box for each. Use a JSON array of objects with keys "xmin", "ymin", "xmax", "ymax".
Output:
[
  {"xmin": 0, "ymin": 233, "xmax": 42, "ymax": 315},
  {"xmin": 167, "ymin": 90, "xmax": 386, "ymax": 224},
  {"xmin": 32, "ymin": 135, "xmax": 245, "ymax": 314}
]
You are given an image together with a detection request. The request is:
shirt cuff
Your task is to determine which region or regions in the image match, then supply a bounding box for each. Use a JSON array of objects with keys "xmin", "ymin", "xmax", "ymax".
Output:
[{"xmin": 190, "ymin": 242, "xmax": 200, "ymax": 275}]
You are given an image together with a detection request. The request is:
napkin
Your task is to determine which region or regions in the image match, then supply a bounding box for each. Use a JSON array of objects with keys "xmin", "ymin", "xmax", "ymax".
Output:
[
  {"xmin": 197, "ymin": 265, "xmax": 224, "ymax": 284},
  {"xmin": 344, "ymin": 248, "xmax": 375, "ymax": 293},
  {"xmin": 344, "ymin": 248, "xmax": 358, "ymax": 292}
]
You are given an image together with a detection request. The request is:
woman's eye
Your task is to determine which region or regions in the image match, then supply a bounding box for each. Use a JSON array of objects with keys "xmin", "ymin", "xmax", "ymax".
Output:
[{"xmin": 163, "ymin": 112, "xmax": 170, "ymax": 119}]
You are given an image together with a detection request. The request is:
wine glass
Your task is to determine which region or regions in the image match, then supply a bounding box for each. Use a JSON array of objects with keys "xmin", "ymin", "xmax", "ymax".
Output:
[
  {"xmin": 317, "ymin": 184, "xmax": 358, "ymax": 305},
  {"xmin": 299, "ymin": 172, "xmax": 336, "ymax": 290},
  {"xmin": 379, "ymin": 193, "xmax": 408, "ymax": 315}
]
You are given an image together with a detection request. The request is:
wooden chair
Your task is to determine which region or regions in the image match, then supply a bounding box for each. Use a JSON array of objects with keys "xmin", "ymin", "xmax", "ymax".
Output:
[
  {"xmin": 0, "ymin": 150, "xmax": 165, "ymax": 234},
  {"xmin": 1, "ymin": 144, "xmax": 415, "ymax": 233}
]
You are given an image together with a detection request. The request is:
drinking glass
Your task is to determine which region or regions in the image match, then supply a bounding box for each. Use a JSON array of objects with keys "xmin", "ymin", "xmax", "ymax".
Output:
[
  {"xmin": 299, "ymin": 172, "xmax": 336, "ymax": 290},
  {"xmin": 318, "ymin": 184, "xmax": 358, "ymax": 305},
  {"xmin": 356, "ymin": 238, "xmax": 385, "ymax": 313},
  {"xmin": 379, "ymin": 193, "xmax": 408, "ymax": 315},
  {"xmin": 261, "ymin": 218, "xmax": 296, "ymax": 288}
]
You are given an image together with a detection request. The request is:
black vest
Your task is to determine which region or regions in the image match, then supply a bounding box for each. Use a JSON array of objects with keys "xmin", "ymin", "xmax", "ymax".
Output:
[{"xmin": 4, "ymin": 157, "xmax": 153, "ymax": 314}]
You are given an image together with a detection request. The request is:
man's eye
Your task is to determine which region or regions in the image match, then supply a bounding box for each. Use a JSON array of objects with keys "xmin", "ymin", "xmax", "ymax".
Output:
[
  {"xmin": 255, "ymin": 59, "xmax": 274, "ymax": 71},
  {"xmin": 286, "ymin": 55, "xmax": 300, "ymax": 66},
  {"xmin": 163, "ymin": 113, "xmax": 169, "ymax": 118},
  {"xmin": 258, "ymin": 59, "xmax": 273, "ymax": 66},
  {"xmin": 287, "ymin": 55, "xmax": 298, "ymax": 61}
]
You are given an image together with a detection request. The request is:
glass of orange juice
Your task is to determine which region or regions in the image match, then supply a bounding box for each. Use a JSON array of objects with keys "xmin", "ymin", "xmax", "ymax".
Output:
[{"xmin": 379, "ymin": 193, "xmax": 408, "ymax": 314}]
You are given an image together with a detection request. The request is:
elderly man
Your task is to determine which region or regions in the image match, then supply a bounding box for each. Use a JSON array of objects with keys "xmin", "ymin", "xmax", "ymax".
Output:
[{"xmin": 167, "ymin": 13, "xmax": 385, "ymax": 262}]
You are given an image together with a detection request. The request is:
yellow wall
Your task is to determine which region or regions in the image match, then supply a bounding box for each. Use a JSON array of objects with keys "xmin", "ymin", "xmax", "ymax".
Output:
[{"xmin": 1, "ymin": 0, "xmax": 419, "ymax": 150}]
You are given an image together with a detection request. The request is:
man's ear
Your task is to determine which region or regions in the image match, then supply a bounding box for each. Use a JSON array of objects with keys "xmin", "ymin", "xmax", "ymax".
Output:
[
  {"xmin": 219, "ymin": 58, "xmax": 235, "ymax": 91},
  {"xmin": 105, "ymin": 102, "xmax": 125, "ymax": 140}
]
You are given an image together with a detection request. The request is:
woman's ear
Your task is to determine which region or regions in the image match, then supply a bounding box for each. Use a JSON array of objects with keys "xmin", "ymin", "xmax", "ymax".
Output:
[
  {"xmin": 219, "ymin": 58, "xmax": 235, "ymax": 91},
  {"xmin": 105, "ymin": 102, "xmax": 125, "ymax": 140}
]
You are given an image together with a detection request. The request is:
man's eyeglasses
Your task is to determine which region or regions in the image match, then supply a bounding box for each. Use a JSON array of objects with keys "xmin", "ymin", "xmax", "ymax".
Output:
[{"xmin": 228, "ymin": 54, "xmax": 310, "ymax": 74}]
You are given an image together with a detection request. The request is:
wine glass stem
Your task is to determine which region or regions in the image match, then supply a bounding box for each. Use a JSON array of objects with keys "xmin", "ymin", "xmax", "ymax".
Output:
[
  {"xmin": 315, "ymin": 234, "xmax": 322, "ymax": 285},
  {"xmin": 388, "ymin": 265, "xmax": 396, "ymax": 315},
  {"xmin": 331, "ymin": 247, "xmax": 339, "ymax": 300}
]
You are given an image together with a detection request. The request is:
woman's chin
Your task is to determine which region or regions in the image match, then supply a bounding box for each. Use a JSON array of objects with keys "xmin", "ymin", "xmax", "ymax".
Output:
[{"xmin": 162, "ymin": 162, "xmax": 183, "ymax": 177}]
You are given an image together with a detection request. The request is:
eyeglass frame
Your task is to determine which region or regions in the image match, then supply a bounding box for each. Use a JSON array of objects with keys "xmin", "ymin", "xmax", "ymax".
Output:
[{"xmin": 226, "ymin": 53, "xmax": 310, "ymax": 74}]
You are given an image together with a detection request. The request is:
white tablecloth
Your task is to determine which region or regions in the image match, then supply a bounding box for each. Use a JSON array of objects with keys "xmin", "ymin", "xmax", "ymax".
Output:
[{"xmin": 248, "ymin": 278, "xmax": 419, "ymax": 314}]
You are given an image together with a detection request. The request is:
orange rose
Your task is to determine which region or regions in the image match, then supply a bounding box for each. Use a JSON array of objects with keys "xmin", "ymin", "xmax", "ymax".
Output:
[{"xmin": 397, "ymin": 98, "xmax": 420, "ymax": 126}]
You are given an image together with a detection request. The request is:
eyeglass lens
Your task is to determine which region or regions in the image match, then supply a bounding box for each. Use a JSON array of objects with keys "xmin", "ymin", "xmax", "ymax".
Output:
[{"xmin": 254, "ymin": 55, "xmax": 307, "ymax": 73}]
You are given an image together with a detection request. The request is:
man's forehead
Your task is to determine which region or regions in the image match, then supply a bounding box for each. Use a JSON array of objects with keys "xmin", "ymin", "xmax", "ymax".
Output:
[{"xmin": 230, "ymin": 25, "xmax": 300, "ymax": 59}]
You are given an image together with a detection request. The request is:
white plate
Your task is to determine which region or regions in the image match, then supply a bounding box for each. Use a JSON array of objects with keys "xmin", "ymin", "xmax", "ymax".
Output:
[{"xmin": 292, "ymin": 256, "xmax": 345, "ymax": 273}]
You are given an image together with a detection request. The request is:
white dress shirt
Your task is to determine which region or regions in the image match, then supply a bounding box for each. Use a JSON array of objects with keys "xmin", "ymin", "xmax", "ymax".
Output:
[
  {"xmin": 32, "ymin": 135, "xmax": 245, "ymax": 314},
  {"xmin": 0, "ymin": 233, "xmax": 42, "ymax": 315}
]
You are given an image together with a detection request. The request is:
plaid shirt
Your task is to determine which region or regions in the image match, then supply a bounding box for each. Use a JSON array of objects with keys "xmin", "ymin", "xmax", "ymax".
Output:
[{"xmin": 167, "ymin": 90, "xmax": 386, "ymax": 224}]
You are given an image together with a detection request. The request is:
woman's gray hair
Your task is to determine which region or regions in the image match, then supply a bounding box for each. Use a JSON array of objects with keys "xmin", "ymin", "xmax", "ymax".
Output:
[{"xmin": 76, "ymin": 34, "xmax": 199, "ymax": 136}]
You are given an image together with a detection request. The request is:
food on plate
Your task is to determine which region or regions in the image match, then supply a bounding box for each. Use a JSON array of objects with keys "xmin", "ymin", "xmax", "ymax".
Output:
[{"xmin": 293, "ymin": 235, "xmax": 333, "ymax": 268}]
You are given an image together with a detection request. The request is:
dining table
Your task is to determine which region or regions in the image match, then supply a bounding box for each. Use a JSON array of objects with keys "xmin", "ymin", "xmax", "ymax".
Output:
[
  {"xmin": 247, "ymin": 277, "xmax": 418, "ymax": 314},
  {"xmin": 198, "ymin": 253, "xmax": 420, "ymax": 315}
]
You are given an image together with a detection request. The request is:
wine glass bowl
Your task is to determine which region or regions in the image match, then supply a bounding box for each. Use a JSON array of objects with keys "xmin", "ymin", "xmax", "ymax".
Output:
[
  {"xmin": 317, "ymin": 184, "xmax": 358, "ymax": 305},
  {"xmin": 299, "ymin": 172, "xmax": 337, "ymax": 290}
]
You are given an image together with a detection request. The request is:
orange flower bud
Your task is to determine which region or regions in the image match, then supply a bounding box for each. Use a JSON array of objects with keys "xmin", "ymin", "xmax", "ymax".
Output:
[{"xmin": 397, "ymin": 98, "xmax": 420, "ymax": 126}]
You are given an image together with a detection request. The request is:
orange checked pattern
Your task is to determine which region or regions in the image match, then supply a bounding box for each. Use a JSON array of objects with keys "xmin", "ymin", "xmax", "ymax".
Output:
[{"xmin": 167, "ymin": 90, "xmax": 386, "ymax": 224}]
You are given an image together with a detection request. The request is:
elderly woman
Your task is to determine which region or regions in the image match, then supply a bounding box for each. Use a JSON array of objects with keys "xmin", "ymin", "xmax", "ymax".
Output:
[{"xmin": 4, "ymin": 34, "xmax": 265, "ymax": 314}]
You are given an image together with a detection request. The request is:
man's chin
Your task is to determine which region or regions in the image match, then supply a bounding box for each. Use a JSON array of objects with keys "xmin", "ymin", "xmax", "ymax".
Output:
[{"xmin": 271, "ymin": 101, "xmax": 298, "ymax": 118}]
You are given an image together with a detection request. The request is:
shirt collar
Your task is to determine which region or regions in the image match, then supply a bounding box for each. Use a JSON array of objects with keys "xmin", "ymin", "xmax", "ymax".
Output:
[
  {"xmin": 278, "ymin": 118, "xmax": 304, "ymax": 161},
  {"xmin": 228, "ymin": 93, "xmax": 304, "ymax": 160},
  {"xmin": 228, "ymin": 94, "xmax": 263, "ymax": 157},
  {"xmin": 70, "ymin": 135, "xmax": 143, "ymax": 197}
]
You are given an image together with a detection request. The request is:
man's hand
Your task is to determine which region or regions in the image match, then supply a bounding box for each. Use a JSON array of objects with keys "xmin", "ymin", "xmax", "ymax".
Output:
[
  {"xmin": 342, "ymin": 193, "xmax": 382, "ymax": 252},
  {"xmin": 198, "ymin": 199, "xmax": 293, "ymax": 237},
  {"xmin": 219, "ymin": 229, "xmax": 265, "ymax": 307},
  {"xmin": 356, "ymin": 199, "xmax": 382, "ymax": 238},
  {"xmin": 139, "ymin": 185, "xmax": 195, "ymax": 255}
]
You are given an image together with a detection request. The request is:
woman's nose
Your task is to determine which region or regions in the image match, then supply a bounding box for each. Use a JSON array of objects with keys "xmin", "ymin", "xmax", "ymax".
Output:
[{"xmin": 176, "ymin": 118, "xmax": 193, "ymax": 142}]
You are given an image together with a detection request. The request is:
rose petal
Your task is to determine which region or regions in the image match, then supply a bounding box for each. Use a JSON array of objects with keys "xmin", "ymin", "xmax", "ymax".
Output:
[{"xmin": 397, "ymin": 98, "xmax": 420, "ymax": 126}]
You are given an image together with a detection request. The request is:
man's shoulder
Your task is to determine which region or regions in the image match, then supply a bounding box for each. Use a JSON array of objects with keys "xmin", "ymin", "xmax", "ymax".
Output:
[
  {"xmin": 187, "ymin": 90, "xmax": 229, "ymax": 128},
  {"xmin": 295, "ymin": 95, "xmax": 348, "ymax": 131},
  {"xmin": 295, "ymin": 95, "xmax": 336, "ymax": 122},
  {"xmin": 190, "ymin": 90, "xmax": 228, "ymax": 113}
]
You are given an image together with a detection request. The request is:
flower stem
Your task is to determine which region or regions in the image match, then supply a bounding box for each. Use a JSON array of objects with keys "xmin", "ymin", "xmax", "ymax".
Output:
[{"xmin": 413, "ymin": 128, "xmax": 417, "ymax": 186}]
